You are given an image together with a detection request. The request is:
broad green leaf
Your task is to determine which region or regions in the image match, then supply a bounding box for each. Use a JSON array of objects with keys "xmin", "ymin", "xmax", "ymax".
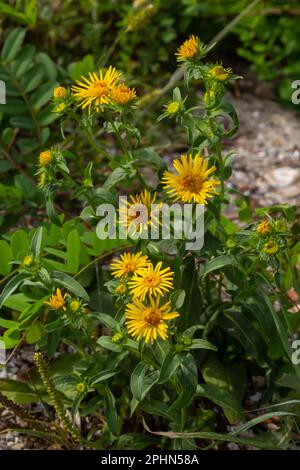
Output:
[
  {"xmin": 30, "ymin": 226, "xmax": 45, "ymax": 258},
  {"xmin": 130, "ymin": 362, "xmax": 149, "ymax": 401},
  {"xmin": 90, "ymin": 369, "xmax": 119, "ymax": 386},
  {"xmin": 67, "ymin": 230, "xmax": 81, "ymax": 273},
  {"xmin": 10, "ymin": 230, "xmax": 29, "ymax": 259},
  {"xmin": 97, "ymin": 336, "xmax": 122, "ymax": 352},
  {"xmin": 104, "ymin": 386, "xmax": 119, "ymax": 435},
  {"xmin": 25, "ymin": 322, "xmax": 45, "ymax": 344},
  {"xmin": 158, "ymin": 351, "xmax": 181, "ymax": 384},
  {"xmin": 0, "ymin": 240, "xmax": 12, "ymax": 275},
  {"xmin": 0, "ymin": 273, "xmax": 29, "ymax": 308},
  {"xmin": 1, "ymin": 28, "xmax": 26, "ymax": 62},
  {"xmin": 51, "ymin": 271, "xmax": 89, "ymax": 301}
]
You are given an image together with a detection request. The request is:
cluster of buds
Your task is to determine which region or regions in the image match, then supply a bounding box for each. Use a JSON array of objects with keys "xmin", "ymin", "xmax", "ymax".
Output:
[
  {"xmin": 52, "ymin": 86, "xmax": 72, "ymax": 115},
  {"xmin": 36, "ymin": 148, "xmax": 69, "ymax": 188},
  {"xmin": 45, "ymin": 288, "xmax": 87, "ymax": 328},
  {"xmin": 255, "ymin": 217, "xmax": 289, "ymax": 262}
]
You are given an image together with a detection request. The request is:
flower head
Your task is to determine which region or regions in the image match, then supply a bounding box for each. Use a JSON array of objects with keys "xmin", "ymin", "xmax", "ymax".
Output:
[
  {"xmin": 125, "ymin": 295, "xmax": 179, "ymax": 344},
  {"xmin": 176, "ymin": 35, "xmax": 200, "ymax": 62},
  {"xmin": 69, "ymin": 300, "xmax": 81, "ymax": 312},
  {"xmin": 263, "ymin": 240, "xmax": 279, "ymax": 255},
  {"xmin": 111, "ymin": 332, "xmax": 123, "ymax": 344},
  {"xmin": 76, "ymin": 382, "xmax": 87, "ymax": 394},
  {"xmin": 45, "ymin": 288, "xmax": 67, "ymax": 311},
  {"xmin": 22, "ymin": 255, "xmax": 34, "ymax": 268},
  {"xmin": 129, "ymin": 261, "xmax": 174, "ymax": 300},
  {"xmin": 115, "ymin": 284, "xmax": 127, "ymax": 295},
  {"xmin": 39, "ymin": 150, "xmax": 53, "ymax": 167},
  {"xmin": 71, "ymin": 66, "xmax": 121, "ymax": 112},
  {"xmin": 210, "ymin": 65, "xmax": 231, "ymax": 82},
  {"xmin": 111, "ymin": 251, "xmax": 149, "ymax": 278},
  {"xmin": 167, "ymin": 101, "xmax": 180, "ymax": 115},
  {"xmin": 119, "ymin": 190, "xmax": 161, "ymax": 235},
  {"xmin": 53, "ymin": 86, "xmax": 68, "ymax": 99},
  {"xmin": 54, "ymin": 102, "xmax": 66, "ymax": 113},
  {"xmin": 162, "ymin": 154, "xmax": 219, "ymax": 204},
  {"xmin": 111, "ymin": 83, "xmax": 136, "ymax": 105},
  {"xmin": 256, "ymin": 220, "xmax": 272, "ymax": 237}
]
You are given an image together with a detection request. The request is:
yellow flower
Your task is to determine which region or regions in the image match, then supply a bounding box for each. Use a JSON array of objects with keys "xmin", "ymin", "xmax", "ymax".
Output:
[
  {"xmin": 256, "ymin": 221, "xmax": 272, "ymax": 237},
  {"xmin": 22, "ymin": 255, "xmax": 34, "ymax": 268},
  {"xmin": 71, "ymin": 66, "xmax": 121, "ymax": 112},
  {"xmin": 263, "ymin": 240, "xmax": 279, "ymax": 255},
  {"xmin": 176, "ymin": 35, "xmax": 200, "ymax": 62},
  {"xmin": 166, "ymin": 101, "xmax": 180, "ymax": 115},
  {"xmin": 53, "ymin": 86, "xmax": 68, "ymax": 99},
  {"xmin": 45, "ymin": 288, "xmax": 67, "ymax": 311},
  {"xmin": 69, "ymin": 300, "xmax": 81, "ymax": 312},
  {"xmin": 111, "ymin": 251, "xmax": 149, "ymax": 278},
  {"xmin": 39, "ymin": 150, "xmax": 53, "ymax": 167},
  {"xmin": 162, "ymin": 154, "xmax": 220, "ymax": 204},
  {"xmin": 111, "ymin": 83, "xmax": 136, "ymax": 105},
  {"xmin": 125, "ymin": 295, "xmax": 179, "ymax": 344},
  {"xmin": 129, "ymin": 261, "xmax": 174, "ymax": 300},
  {"xmin": 116, "ymin": 284, "xmax": 127, "ymax": 295},
  {"xmin": 119, "ymin": 189, "xmax": 161, "ymax": 234},
  {"xmin": 210, "ymin": 65, "xmax": 231, "ymax": 82}
]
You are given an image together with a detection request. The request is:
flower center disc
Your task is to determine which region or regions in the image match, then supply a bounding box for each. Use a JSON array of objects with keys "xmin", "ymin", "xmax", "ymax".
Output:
[
  {"xmin": 143, "ymin": 274, "xmax": 160, "ymax": 287},
  {"xmin": 144, "ymin": 308, "xmax": 161, "ymax": 325},
  {"xmin": 181, "ymin": 175, "xmax": 202, "ymax": 193},
  {"xmin": 89, "ymin": 81, "xmax": 109, "ymax": 98}
]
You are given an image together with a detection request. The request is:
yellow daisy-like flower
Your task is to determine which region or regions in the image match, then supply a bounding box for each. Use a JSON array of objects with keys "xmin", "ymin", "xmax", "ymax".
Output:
[
  {"xmin": 45, "ymin": 288, "xmax": 67, "ymax": 311},
  {"xmin": 162, "ymin": 154, "xmax": 220, "ymax": 204},
  {"xmin": 256, "ymin": 220, "xmax": 272, "ymax": 237},
  {"xmin": 210, "ymin": 65, "xmax": 231, "ymax": 82},
  {"xmin": 111, "ymin": 83, "xmax": 136, "ymax": 105},
  {"xmin": 71, "ymin": 66, "xmax": 121, "ymax": 112},
  {"xmin": 110, "ymin": 251, "xmax": 149, "ymax": 278},
  {"xmin": 125, "ymin": 295, "xmax": 179, "ymax": 344},
  {"xmin": 263, "ymin": 240, "xmax": 279, "ymax": 255},
  {"xmin": 53, "ymin": 86, "xmax": 68, "ymax": 99},
  {"xmin": 119, "ymin": 189, "xmax": 161, "ymax": 234},
  {"xmin": 39, "ymin": 150, "xmax": 53, "ymax": 167},
  {"xmin": 176, "ymin": 35, "xmax": 200, "ymax": 62},
  {"xmin": 129, "ymin": 261, "xmax": 174, "ymax": 300}
]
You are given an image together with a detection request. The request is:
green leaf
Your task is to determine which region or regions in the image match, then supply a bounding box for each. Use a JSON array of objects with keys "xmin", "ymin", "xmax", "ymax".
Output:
[
  {"xmin": 0, "ymin": 379, "xmax": 46, "ymax": 404},
  {"xmin": 170, "ymin": 289, "xmax": 185, "ymax": 309},
  {"xmin": 158, "ymin": 351, "xmax": 181, "ymax": 384},
  {"xmin": 188, "ymin": 338, "xmax": 217, "ymax": 351},
  {"xmin": 10, "ymin": 230, "xmax": 29, "ymax": 259},
  {"xmin": 133, "ymin": 148, "xmax": 166, "ymax": 170},
  {"xmin": 51, "ymin": 271, "xmax": 89, "ymax": 301},
  {"xmin": 66, "ymin": 230, "xmax": 81, "ymax": 274},
  {"xmin": 25, "ymin": 322, "xmax": 44, "ymax": 344},
  {"xmin": 90, "ymin": 312, "xmax": 118, "ymax": 330},
  {"xmin": 1, "ymin": 28, "xmax": 26, "ymax": 62},
  {"xmin": 0, "ymin": 240, "xmax": 12, "ymax": 275},
  {"xmin": 103, "ymin": 167, "xmax": 129, "ymax": 190},
  {"xmin": 113, "ymin": 433, "xmax": 158, "ymax": 450},
  {"xmin": 0, "ymin": 273, "xmax": 29, "ymax": 308},
  {"xmin": 21, "ymin": 63, "xmax": 45, "ymax": 93},
  {"xmin": 97, "ymin": 336, "xmax": 122, "ymax": 352},
  {"xmin": 90, "ymin": 369, "xmax": 119, "ymax": 386},
  {"xmin": 130, "ymin": 362, "xmax": 149, "ymax": 401},
  {"xmin": 199, "ymin": 254, "xmax": 240, "ymax": 277},
  {"xmin": 30, "ymin": 226, "xmax": 45, "ymax": 258},
  {"xmin": 168, "ymin": 354, "xmax": 197, "ymax": 411},
  {"xmin": 230, "ymin": 411, "xmax": 295, "ymax": 437},
  {"xmin": 104, "ymin": 386, "xmax": 119, "ymax": 435}
]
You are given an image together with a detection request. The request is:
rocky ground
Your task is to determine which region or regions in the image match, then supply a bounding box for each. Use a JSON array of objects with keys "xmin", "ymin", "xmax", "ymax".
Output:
[{"xmin": 227, "ymin": 92, "xmax": 299, "ymax": 210}]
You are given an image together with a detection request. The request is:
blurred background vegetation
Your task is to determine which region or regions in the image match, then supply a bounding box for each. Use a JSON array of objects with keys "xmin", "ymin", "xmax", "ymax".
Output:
[{"xmin": 1, "ymin": 0, "xmax": 300, "ymax": 103}]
